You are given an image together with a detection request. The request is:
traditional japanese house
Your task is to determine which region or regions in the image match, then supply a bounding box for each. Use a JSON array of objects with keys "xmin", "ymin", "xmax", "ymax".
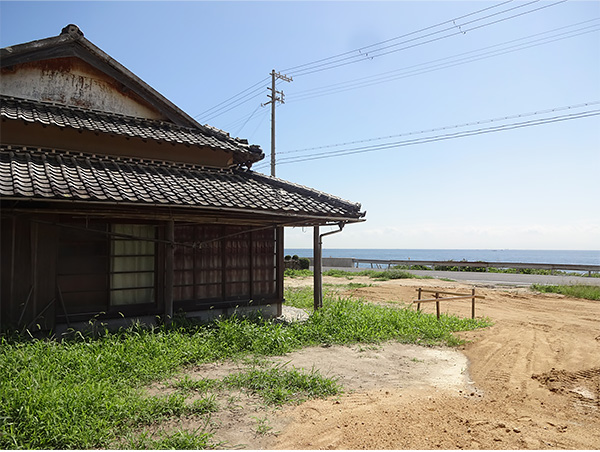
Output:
[{"xmin": 0, "ymin": 25, "xmax": 365, "ymax": 333}]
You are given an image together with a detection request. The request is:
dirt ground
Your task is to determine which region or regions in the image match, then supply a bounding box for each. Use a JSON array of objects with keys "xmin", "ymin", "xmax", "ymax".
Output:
[{"xmin": 164, "ymin": 276, "xmax": 600, "ymax": 450}]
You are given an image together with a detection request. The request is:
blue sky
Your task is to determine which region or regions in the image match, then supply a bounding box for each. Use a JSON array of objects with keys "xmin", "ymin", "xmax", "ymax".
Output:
[{"xmin": 2, "ymin": 1, "xmax": 599, "ymax": 250}]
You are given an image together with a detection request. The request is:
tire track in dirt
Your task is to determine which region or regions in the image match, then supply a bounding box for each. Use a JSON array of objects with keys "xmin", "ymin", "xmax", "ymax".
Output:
[
  {"xmin": 533, "ymin": 367, "xmax": 600, "ymax": 414},
  {"xmin": 269, "ymin": 278, "xmax": 600, "ymax": 450}
]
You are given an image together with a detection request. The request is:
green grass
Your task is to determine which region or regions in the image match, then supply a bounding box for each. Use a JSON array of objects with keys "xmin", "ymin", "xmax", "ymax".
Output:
[
  {"xmin": 0, "ymin": 326, "xmax": 225, "ymax": 449},
  {"xmin": 172, "ymin": 375, "xmax": 220, "ymax": 393},
  {"xmin": 284, "ymin": 286, "xmax": 316, "ymax": 310},
  {"xmin": 0, "ymin": 294, "xmax": 491, "ymax": 449},
  {"xmin": 289, "ymin": 266, "xmax": 598, "ymax": 279},
  {"xmin": 285, "ymin": 268, "xmax": 431, "ymax": 281},
  {"xmin": 168, "ymin": 363, "xmax": 340, "ymax": 408},
  {"xmin": 284, "ymin": 268, "xmax": 313, "ymax": 278},
  {"xmin": 346, "ymin": 282, "xmax": 371, "ymax": 289},
  {"xmin": 121, "ymin": 426, "xmax": 218, "ymax": 450},
  {"xmin": 284, "ymin": 283, "xmax": 371, "ymax": 311},
  {"xmin": 284, "ymin": 287, "xmax": 490, "ymax": 346},
  {"xmin": 531, "ymin": 284, "xmax": 600, "ymax": 300},
  {"xmin": 252, "ymin": 416, "xmax": 273, "ymax": 435},
  {"xmin": 322, "ymin": 268, "xmax": 429, "ymax": 280},
  {"xmin": 301, "ymin": 296, "xmax": 489, "ymax": 347},
  {"xmin": 223, "ymin": 363, "xmax": 341, "ymax": 406}
]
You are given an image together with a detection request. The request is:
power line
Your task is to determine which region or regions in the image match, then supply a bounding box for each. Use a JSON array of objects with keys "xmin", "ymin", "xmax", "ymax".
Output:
[
  {"xmin": 246, "ymin": 109, "xmax": 270, "ymax": 141},
  {"xmin": 196, "ymin": 77, "xmax": 297, "ymax": 129},
  {"xmin": 223, "ymin": 106, "xmax": 270, "ymax": 139},
  {"xmin": 252, "ymin": 105, "xmax": 600, "ymax": 169},
  {"xmin": 194, "ymin": 74, "xmax": 294, "ymax": 125},
  {"xmin": 362, "ymin": 0, "xmax": 569, "ymax": 64},
  {"xmin": 277, "ymin": 111, "xmax": 600, "ymax": 165},
  {"xmin": 286, "ymin": 19, "xmax": 600, "ymax": 103},
  {"xmin": 221, "ymin": 106, "xmax": 262, "ymax": 131},
  {"xmin": 285, "ymin": 0, "xmax": 567, "ymax": 78},
  {"xmin": 280, "ymin": 0, "xmax": 516, "ymax": 75},
  {"xmin": 193, "ymin": 0, "xmax": 567, "ymax": 124},
  {"xmin": 280, "ymin": 101, "xmax": 600, "ymax": 155},
  {"xmin": 231, "ymin": 104, "xmax": 263, "ymax": 137}
]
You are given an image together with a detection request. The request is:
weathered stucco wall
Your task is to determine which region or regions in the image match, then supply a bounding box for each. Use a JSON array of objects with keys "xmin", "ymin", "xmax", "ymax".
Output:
[{"xmin": 1, "ymin": 57, "xmax": 165, "ymax": 120}]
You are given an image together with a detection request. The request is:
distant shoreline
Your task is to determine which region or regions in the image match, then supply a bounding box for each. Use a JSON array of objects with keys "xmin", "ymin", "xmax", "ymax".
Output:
[{"xmin": 285, "ymin": 248, "xmax": 600, "ymax": 266}]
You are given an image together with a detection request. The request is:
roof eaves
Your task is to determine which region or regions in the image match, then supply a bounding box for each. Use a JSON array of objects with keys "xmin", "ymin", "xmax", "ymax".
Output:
[
  {"xmin": 3, "ymin": 25, "xmax": 200, "ymax": 131},
  {"xmin": 241, "ymin": 169, "xmax": 365, "ymax": 220},
  {"xmin": 1, "ymin": 146, "xmax": 364, "ymax": 221},
  {"xmin": 0, "ymin": 95, "xmax": 265, "ymax": 165}
]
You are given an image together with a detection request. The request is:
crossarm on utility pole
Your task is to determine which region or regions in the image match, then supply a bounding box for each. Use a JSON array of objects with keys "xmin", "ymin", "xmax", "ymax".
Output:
[{"xmin": 263, "ymin": 70, "xmax": 292, "ymax": 177}]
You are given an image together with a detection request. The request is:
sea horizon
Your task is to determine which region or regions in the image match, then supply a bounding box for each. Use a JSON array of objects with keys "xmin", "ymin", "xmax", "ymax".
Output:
[{"xmin": 284, "ymin": 249, "xmax": 600, "ymax": 266}]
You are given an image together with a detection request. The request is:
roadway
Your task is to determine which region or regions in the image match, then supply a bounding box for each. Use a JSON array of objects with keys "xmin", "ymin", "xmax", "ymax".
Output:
[{"xmin": 317, "ymin": 266, "xmax": 600, "ymax": 287}]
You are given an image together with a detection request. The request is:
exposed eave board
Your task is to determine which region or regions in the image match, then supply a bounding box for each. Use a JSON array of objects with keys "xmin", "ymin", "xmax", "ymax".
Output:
[{"xmin": 0, "ymin": 146, "xmax": 366, "ymax": 224}]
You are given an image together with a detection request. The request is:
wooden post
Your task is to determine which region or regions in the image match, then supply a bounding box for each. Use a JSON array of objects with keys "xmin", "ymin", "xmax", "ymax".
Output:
[
  {"xmin": 313, "ymin": 226, "xmax": 322, "ymax": 310},
  {"xmin": 30, "ymin": 220, "xmax": 38, "ymax": 328},
  {"xmin": 435, "ymin": 292, "xmax": 440, "ymax": 320},
  {"xmin": 17, "ymin": 286, "xmax": 34, "ymax": 327},
  {"xmin": 276, "ymin": 226, "xmax": 284, "ymax": 316},
  {"xmin": 417, "ymin": 287, "xmax": 422, "ymax": 312},
  {"xmin": 471, "ymin": 288, "xmax": 476, "ymax": 319},
  {"xmin": 165, "ymin": 220, "xmax": 174, "ymax": 324},
  {"xmin": 56, "ymin": 283, "xmax": 70, "ymax": 328},
  {"xmin": 8, "ymin": 216, "xmax": 17, "ymax": 326}
]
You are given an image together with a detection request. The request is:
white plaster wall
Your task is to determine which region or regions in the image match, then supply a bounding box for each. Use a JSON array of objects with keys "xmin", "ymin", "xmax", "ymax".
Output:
[{"xmin": 1, "ymin": 61, "xmax": 164, "ymax": 120}]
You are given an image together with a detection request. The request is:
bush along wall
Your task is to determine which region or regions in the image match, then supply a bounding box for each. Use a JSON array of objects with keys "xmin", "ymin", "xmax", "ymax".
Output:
[{"xmin": 284, "ymin": 255, "xmax": 310, "ymax": 270}]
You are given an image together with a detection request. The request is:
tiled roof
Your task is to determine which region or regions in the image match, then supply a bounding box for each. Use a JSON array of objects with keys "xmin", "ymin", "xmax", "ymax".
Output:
[
  {"xmin": 0, "ymin": 146, "xmax": 365, "ymax": 221},
  {"xmin": 0, "ymin": 96, "xmax": 264, "ymax": 166},
  {"xmin": 1, "ymin": 25, "xmax": 216, "ymax": 129}
]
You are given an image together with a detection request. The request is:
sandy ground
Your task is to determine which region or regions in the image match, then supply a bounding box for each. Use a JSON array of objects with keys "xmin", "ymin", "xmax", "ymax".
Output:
[{"xmin": 153, "ymin": 276, "xmax": 600, "ymax": 449}]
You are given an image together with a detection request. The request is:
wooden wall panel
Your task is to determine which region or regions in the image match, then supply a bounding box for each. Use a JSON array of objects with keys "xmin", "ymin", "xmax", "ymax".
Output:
[
  {"xmin": 57, "ymin": 222, "xmax": 109, "ymax": 316},
  {"xmin": 0, "ymin": 215, "xmax": 32, "ymax": 328},
  {"xmin": 252, "ymin": 229, "xmax": 276, "ymax": 298},
  {"xmin": 173, "ymin": 224, "xmax": 277, "ymax": 308}
]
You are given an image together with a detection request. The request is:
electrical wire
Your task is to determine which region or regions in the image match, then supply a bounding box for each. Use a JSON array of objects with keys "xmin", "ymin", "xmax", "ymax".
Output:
[
  {"xmin": 252, "ymin": 106, "xmax": 600, "ymax": 170},
  {"xmin": 196, "ymin": 74, "xmax": 291, "ymax": 125},
  {"xmin": 231, "ymin": 104, "xmax": 263, "ymax": 136},
  {"xmin": 278, "ymin": 111, "xmax": 600, "ymax": 165},
  {"xmin": 193, "ymin": 0, "xmax": 567, "ymax": 124},
  {"xmin": 285, "ymin": 0, "xmax": 567, "ymax": 78},
  {"xmin": 247, "ymin": 109, "xmax": 270, "ymax": 141},
  {"xmin": 197, "ymin": 83, "xmax": 267, "ymax": 123},
  {"xmin": 286, "ymin": 20, "xmax": 600, "ymax": 103},
  {"xmin": 280, "ymin": 0, "xmax": 516, "ymax": 74},
  {"xmin": 280, "ymin": 101, "xmax": 600, "ymax": 155}
]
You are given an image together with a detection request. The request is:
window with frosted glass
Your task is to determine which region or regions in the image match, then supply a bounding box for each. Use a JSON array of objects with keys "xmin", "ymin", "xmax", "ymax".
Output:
[{"xmin": 110, "ymin": 224, "xmax": 156, "ymax": 306}]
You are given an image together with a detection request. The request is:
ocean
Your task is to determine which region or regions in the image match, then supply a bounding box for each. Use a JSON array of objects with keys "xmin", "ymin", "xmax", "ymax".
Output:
[{"xmin": 284, "ymin": 249, "xmax": 600, "ymax": 266}]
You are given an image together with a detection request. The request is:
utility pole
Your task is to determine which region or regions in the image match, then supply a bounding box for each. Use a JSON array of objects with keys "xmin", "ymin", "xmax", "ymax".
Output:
[
  {"xmin": 263, "ymin": 69, "xmax": 292, "ymax": 177},
  {"xmin": 263, "ymin": 71, "xmax": 292, "ymax": 322}
]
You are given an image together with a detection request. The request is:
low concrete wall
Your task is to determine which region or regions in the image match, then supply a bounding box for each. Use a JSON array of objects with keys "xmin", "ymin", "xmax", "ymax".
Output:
[{"xmin": 307, "ymin": 257, "xmax": 354, "ymax": 268}]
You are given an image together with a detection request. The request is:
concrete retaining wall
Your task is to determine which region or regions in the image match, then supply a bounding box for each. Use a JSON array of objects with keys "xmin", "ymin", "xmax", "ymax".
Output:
[{"xmin": 307, "ymin": 257, "xmax": 354, "ymax": 268}]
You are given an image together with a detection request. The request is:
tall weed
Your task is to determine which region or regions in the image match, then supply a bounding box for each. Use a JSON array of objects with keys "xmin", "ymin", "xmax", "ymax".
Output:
[
  {"xmin": 0, "ymin": 294, "xmax": 489, "ymax": 449},
  {"xmin": 531, "ymin": 284, "xmax": 600, "ymax": 300}
]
